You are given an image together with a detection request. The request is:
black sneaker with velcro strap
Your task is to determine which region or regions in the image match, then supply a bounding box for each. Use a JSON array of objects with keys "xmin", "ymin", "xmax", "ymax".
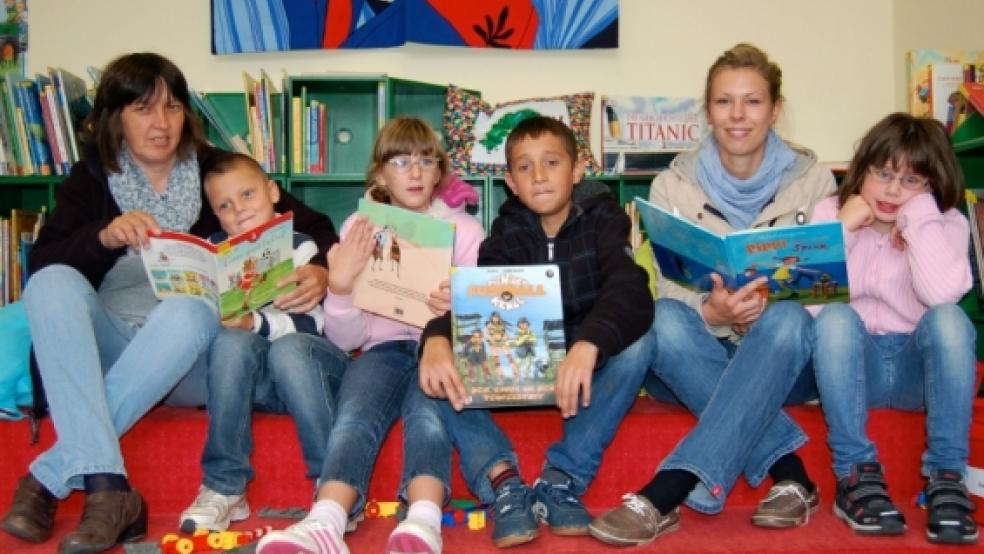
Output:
[
  {"xmin": 924, "ymin": 469, "xmax": 978, "ymax": 545},
  {"xmin": 833, "ymin": 462, "xmax": 906, "ymax": 535}
]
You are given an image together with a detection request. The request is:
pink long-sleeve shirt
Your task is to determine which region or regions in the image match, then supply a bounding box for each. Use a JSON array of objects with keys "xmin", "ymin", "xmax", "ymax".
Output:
[
  {"xmin": 809, "ymin": 194, "xmax": 971, "ymax": 334},
  {"xmin": 322, "ymin": 199, "xmax": 485, "ymax": 352}
]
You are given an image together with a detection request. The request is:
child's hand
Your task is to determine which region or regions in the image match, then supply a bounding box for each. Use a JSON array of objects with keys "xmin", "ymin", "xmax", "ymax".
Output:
[
  {"xmin": 222, "ymin": 312, "xmax": 255, "ymax": 330},
  {"xmin": 838, "ymin": 194, "xmax": 875, "ymax": 232},
  {"xmin": 274, "ymin": 264, "xmax": 329, "ymax": 312},
  {"xmin": 889, "ymin": 225, "xmax": 907, "ymax": 251},
  {"xmin": 419, "ymin": 336, "xmax": 468, "ymax": 410},
  {"xmin": 425, "ymin": 279, "xmax": 452, "ymax": 316},
  {"xmin": 555, "ymin": 341, "xmax": 598, "ymax": 418},
  {"xmin": 327, "ymin": 217, "xmax": 375, "ymax": 295},
  {"xmin": 701, "ymin": 273, "xmax": 767, "ymax": 327}
]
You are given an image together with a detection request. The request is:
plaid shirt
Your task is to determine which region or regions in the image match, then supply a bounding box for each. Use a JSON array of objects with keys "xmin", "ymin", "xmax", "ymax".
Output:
[{"xmin": 423, "ymin": 184, "xmax": 653, "ymax": 367}]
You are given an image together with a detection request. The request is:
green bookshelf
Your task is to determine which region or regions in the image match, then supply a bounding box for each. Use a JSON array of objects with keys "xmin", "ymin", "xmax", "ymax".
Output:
[{"xmin": 0, "ymin": 176, "xmax": 60, "ymax": 216}]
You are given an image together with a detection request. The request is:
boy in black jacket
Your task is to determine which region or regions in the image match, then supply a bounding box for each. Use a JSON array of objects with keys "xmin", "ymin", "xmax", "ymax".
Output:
[{"xmin": 419, "ymin": 116, "xmax": 655, "ymax": 548}]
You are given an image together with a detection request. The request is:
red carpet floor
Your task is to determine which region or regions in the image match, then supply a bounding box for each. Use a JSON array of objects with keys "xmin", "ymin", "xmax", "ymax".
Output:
[{"xmin": 1, "ymin": 397, "xmax": 981, "ymax": 553}]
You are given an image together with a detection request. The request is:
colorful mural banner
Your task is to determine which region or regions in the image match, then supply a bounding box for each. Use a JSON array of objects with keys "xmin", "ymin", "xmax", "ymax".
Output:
[{"xmin": 211, "ymin": 0, "xmax": 619, "ymax": 53}]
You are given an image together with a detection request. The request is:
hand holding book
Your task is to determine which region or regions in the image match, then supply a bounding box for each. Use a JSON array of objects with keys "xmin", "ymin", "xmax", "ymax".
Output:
[
  {"xmin": 702, "ymin": 273, "xmax": 768, "ymax": 327},
  {"xmin": 327, "ymin": 216, "xmax": 375, "ymax": 295}
]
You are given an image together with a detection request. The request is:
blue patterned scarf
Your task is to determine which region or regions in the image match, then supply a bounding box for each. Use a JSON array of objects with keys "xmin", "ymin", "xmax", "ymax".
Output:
[
  {"xmin": 695, "ymin": 130, "xmax": 796, "ymax": 230},
  {"xmin": 107, "ymin": 144, "xmax": 200, "ymax": 233}
]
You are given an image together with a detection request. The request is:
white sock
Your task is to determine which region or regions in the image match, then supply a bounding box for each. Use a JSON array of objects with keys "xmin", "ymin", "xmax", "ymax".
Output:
[
  {"xmin": 405, "ymin": 499, "xmax": 443, "ymax": 531},
  {"xmin": 307, "ymin": 499, "xmax": 348, "ymax": 536}
]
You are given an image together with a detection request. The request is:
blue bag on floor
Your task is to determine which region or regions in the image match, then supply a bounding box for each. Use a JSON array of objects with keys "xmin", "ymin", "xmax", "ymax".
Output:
[{"xmin": 0, "ymin": 302, "xmax": 32, "ymax": 420}]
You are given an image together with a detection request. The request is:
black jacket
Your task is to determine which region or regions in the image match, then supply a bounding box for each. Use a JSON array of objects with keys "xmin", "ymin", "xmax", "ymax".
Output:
[
  {"xmin": 29, "ymin": 145, "xmax": 339, "ymax": 288},
  {"xmin": 422, "ymin": 183, "xmax": 653, "ymax": 367}
]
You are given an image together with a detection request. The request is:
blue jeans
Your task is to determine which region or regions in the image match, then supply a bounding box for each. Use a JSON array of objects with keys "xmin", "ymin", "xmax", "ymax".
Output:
[
  {"xmin": 22, "ymin": 264, "xmax": 219, "ymax": 498},
  {"xmin": 813, "ymin": 302, "xmax": 976, "ymax": 479},
  {"xmin": 645, "ymin": 299, "xmax": 817, "ymax": 514},
  {"xmin": 200, "ymin": 330, "xmax": 348, "ymax": 495},
  {"xmin": 319, "ymin": 340, "xmax": 450, "ymax": 514},
  {"xmin": 440, "ymin": 330, "xmax": 654, "ymax": 504}
]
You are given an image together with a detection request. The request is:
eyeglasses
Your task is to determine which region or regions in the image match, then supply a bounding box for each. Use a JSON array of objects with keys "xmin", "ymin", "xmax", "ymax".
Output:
[
  {"xmin": 867, "ymin": 167, "xmax": 929, "ymax": 190},
  {"xmin": 387, "ymin": 155, "xmax": 439, "ymax": 173}
]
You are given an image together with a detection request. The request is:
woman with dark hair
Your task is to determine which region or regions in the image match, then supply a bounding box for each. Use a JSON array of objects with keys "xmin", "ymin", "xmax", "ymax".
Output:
[{"xmin": 0, "ymin": 52, "xmax": 338, "ymax": 554}]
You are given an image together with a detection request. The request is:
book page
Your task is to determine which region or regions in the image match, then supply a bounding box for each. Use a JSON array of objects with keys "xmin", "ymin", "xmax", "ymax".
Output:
[
  {"xmin": 140, "ymin": 234, "xmax": 220, "ymax": 310},
  {"xmin": 725, "ymin": 221, "xmax": 849, "ymax": 305},
  {"xmin": 214, "ymin": 212, "xmax": 295, "ymax": 319}
]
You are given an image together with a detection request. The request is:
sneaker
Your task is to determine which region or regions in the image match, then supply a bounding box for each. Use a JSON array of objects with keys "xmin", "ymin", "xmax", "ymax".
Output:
[
  {"xmin": 751, "ymin": 481, "xmax": 820, "ymax": 528},
  {"xmin": 179, "ymin": 485, "xmax": 250, "ymax": 533},
  {"xmin": 925, "ymin": 469, "xmax": 979, "ymax": 545},
  {"xmin": 833, "ymin": 462, "xmax": 906, "ymax": 535},
  {"xmin": 386, "ymin": 519, "xmax": 442, "ymax": 554},
  {"xmin": 589, "ymin": 494, "xmax": 680, "ymax": 546},
  {"xmin": 257, "ymin": 518, "xmax": 349, "ymax": 554},
  {"xmin": 532, "ymin": 473, "xmax": 591, "ymax": 535},
  {"xmin": 491, "ymin": 481, "xmax": 539, "ymax": 548}
]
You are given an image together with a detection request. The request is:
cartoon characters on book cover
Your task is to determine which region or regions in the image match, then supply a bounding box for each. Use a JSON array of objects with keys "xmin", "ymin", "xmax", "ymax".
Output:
[{"xmin": 451, "ymin": 265, "xmax": 564, "ymax": 408}]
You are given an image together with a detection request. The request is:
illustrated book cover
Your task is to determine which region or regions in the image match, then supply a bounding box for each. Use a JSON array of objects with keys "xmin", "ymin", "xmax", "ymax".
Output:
[
  {"xmin": 907, "ymin": 49, "xmax": 984, "ymax": 123},
  {"xmin": 139, "ymin": 211, "xmax": 295, "ymax": 320},
  {"xmin": 600, "ymin": 95, "xmax": 704, "ymax": 174},
  {"xmin": 351, "ymin": 198, "xmax": 455, "ymax": 327},
  {"xmin": 450, "ymin": 264, "xmax": 565, "ymax": 408},
  {"xmin": 635, "ymin": 198, "xmax": 849, "ymax": 305}
]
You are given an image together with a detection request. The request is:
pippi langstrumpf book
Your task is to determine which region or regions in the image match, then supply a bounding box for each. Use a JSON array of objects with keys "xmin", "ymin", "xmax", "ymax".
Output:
[
  {"xmin": 450, "ymin": 264, "xmax": 565, "ymax": 408},
  {"xmin": 351, "ymin": 198, "xmax": 455, "ymax": 327},
  {"xmin": 139, "ymin": 211, "xmax": 295, "ymax": 319},
  {"xmin": 635, "ymin": 197, "xmax": 850, "ymax": 306}
]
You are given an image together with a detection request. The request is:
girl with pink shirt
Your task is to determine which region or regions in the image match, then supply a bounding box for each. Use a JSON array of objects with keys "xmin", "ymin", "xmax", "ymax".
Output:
[
  {"xmin": 258, "ymin": 117, "xmax": 484, "ymax": 554},
  {"xmin": 811, "ymin": 113, "xmax": 977, "ymax": 544}
]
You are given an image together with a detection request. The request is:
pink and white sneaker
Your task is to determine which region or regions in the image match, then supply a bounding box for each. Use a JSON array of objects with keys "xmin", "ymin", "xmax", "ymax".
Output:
[
  {"xmin": 257, "ymin": 518, "xmax": 349, "ymax": 554},
  {"xmin": 386, "ymin": 519, "xmax": 442, "ymax": 554}
]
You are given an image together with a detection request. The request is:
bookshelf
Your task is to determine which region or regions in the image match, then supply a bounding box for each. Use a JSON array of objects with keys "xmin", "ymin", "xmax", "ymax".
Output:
[{"xmin": 954, "ymin": 118, "xmax": 984, "ymax": 363}]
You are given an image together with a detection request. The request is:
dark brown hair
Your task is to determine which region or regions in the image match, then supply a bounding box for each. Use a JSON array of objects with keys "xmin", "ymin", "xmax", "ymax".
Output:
[
  {"xmin": 366, "ymin": 116, "xmax": 449, "ymax": 203},
  {"xmin": 504, "ymin": 115, "xmax": 578, "ymax": 169},
  {"xmin": 704, "ymin": 43, "xmax": 783, "ymax": 111},
  {"xmin": 839, "ymin": 112, "xmax": 964, "ymax": 212},
  {"xmin": 85, "ymin": 52, "xmax": 206, "ymax": 173}
]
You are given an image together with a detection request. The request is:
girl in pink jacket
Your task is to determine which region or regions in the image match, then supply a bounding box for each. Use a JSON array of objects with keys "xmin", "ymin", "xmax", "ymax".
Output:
[
  {"xmin": 811, "ymin": 113, "xmax": 977, "ymax": 545},
  {"xmin": 259, "ymin": 117, "xmax": 484, "ymax": 554}
]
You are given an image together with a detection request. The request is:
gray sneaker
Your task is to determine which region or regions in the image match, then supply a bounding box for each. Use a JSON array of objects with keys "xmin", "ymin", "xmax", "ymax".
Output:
[
  {"xmin": 588, "ymin": 494, "xmax": 680, "ymax": 546},
  {"xmin": 751, "ymin": 481, "xmax": 820, "ymax": 528}
]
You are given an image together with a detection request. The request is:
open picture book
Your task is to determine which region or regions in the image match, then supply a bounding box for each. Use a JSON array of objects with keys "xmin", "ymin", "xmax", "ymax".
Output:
[
  {"xmin": 139, "ymin": 211, "xmax": 295, "ymax": 319},
  {"xmin": 635, "ymin": 197, "xmax": 849, "ymax": 305},
  {"xmin": 450, "ymin": 264, "xmax": 565, "ymax": 408}
]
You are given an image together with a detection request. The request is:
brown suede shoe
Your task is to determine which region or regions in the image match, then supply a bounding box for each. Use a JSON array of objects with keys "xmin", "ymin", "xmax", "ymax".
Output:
[
  {"xmin": 1, "ymin": 473, "xmax": 58, "ymax": 543},
  {"xmin": 58, "ymin": 489, "xmax": 147, "ymax": 554}
]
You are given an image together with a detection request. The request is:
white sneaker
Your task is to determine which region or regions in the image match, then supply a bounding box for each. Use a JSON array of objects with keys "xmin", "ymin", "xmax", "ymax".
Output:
[
  {"xmin": 257, "ymin": 518, "xmax": 350, "ymax": 554},
  {"xmin": 179, "ymin": 485, "xmax": 250, "ymax": 533},
  {"xmin": 386, "ymin": 519, "xmax": 442, "ymax": 554}
]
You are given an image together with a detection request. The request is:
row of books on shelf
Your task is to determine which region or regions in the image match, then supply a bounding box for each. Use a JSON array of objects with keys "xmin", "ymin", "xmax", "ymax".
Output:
[
  {"xmin": 0, "ymin": 68, "xmax": 91, "ymax": 177},
  {"xmin": 907, "ymin": 49, "xmax": 984, "ymax": 133},
  {"xmin": 0, "ymin": 207, "xmax": 43, "ymax": 306}
]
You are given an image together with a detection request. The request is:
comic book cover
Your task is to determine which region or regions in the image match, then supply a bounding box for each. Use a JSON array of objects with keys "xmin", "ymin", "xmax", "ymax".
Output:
[
  {"xmin": 450, "ymin": 264, "xmax": 564, "ymax": 408},
  {"xmin": 636, "ymin": 198, "xmax": 850, "ymax": 305},
  {"xmin": 139, "ymin": 211, "xmax": 295, "ymax": 319}
]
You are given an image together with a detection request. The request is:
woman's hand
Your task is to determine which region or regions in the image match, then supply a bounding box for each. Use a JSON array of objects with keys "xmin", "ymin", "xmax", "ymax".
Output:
[
  {"xmin": 273, "ymin": 264, "xmax": 329, "ymax": 313},
  {"xmin": 838, "ymin": 194, "xmax": 874, "ymax": 232},
  {"xmin": 701, "ymin": 273, "xmax": 767, "ymax": 327},
  {"xmin": 326, "ymin": 217, "xmax": 375, "ymax": 296},
  {"xmin": 98, "ymin": 210, "xmax": 160, "ymax": 250},
  {"xmin": 425, "ymin": 279, "xmax": 452, "ymax": 317}
]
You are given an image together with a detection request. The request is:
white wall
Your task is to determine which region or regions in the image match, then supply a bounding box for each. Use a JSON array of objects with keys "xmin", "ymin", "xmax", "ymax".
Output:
[{"xmin": 25, "ymin": 0, "xmax": 984, "ymax": 163}]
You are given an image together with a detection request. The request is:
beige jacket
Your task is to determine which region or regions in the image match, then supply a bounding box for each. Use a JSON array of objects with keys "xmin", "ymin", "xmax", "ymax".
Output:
[{"xmin": 648, "ymin": 144, "xmax": 836, "ymax": 338}]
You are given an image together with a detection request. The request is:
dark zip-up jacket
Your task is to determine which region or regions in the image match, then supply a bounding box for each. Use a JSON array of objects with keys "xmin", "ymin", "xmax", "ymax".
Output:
[
  {"xmin": 422, "ymin": 183, "xmax": 653, "ymax": 368},
  {"xmin": 28, "ymin": 145, "xmax": 339, "ymax": 288}
]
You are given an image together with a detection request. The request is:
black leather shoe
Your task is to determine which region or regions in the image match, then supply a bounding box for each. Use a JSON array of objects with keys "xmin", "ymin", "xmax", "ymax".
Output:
[
  {"xmin": 58, "ymin": 489, "xmax": 147, "ymax": 554},
  {"xmin": 1, "ymin": 473, "xmax": 57, "ymax": 543}
]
